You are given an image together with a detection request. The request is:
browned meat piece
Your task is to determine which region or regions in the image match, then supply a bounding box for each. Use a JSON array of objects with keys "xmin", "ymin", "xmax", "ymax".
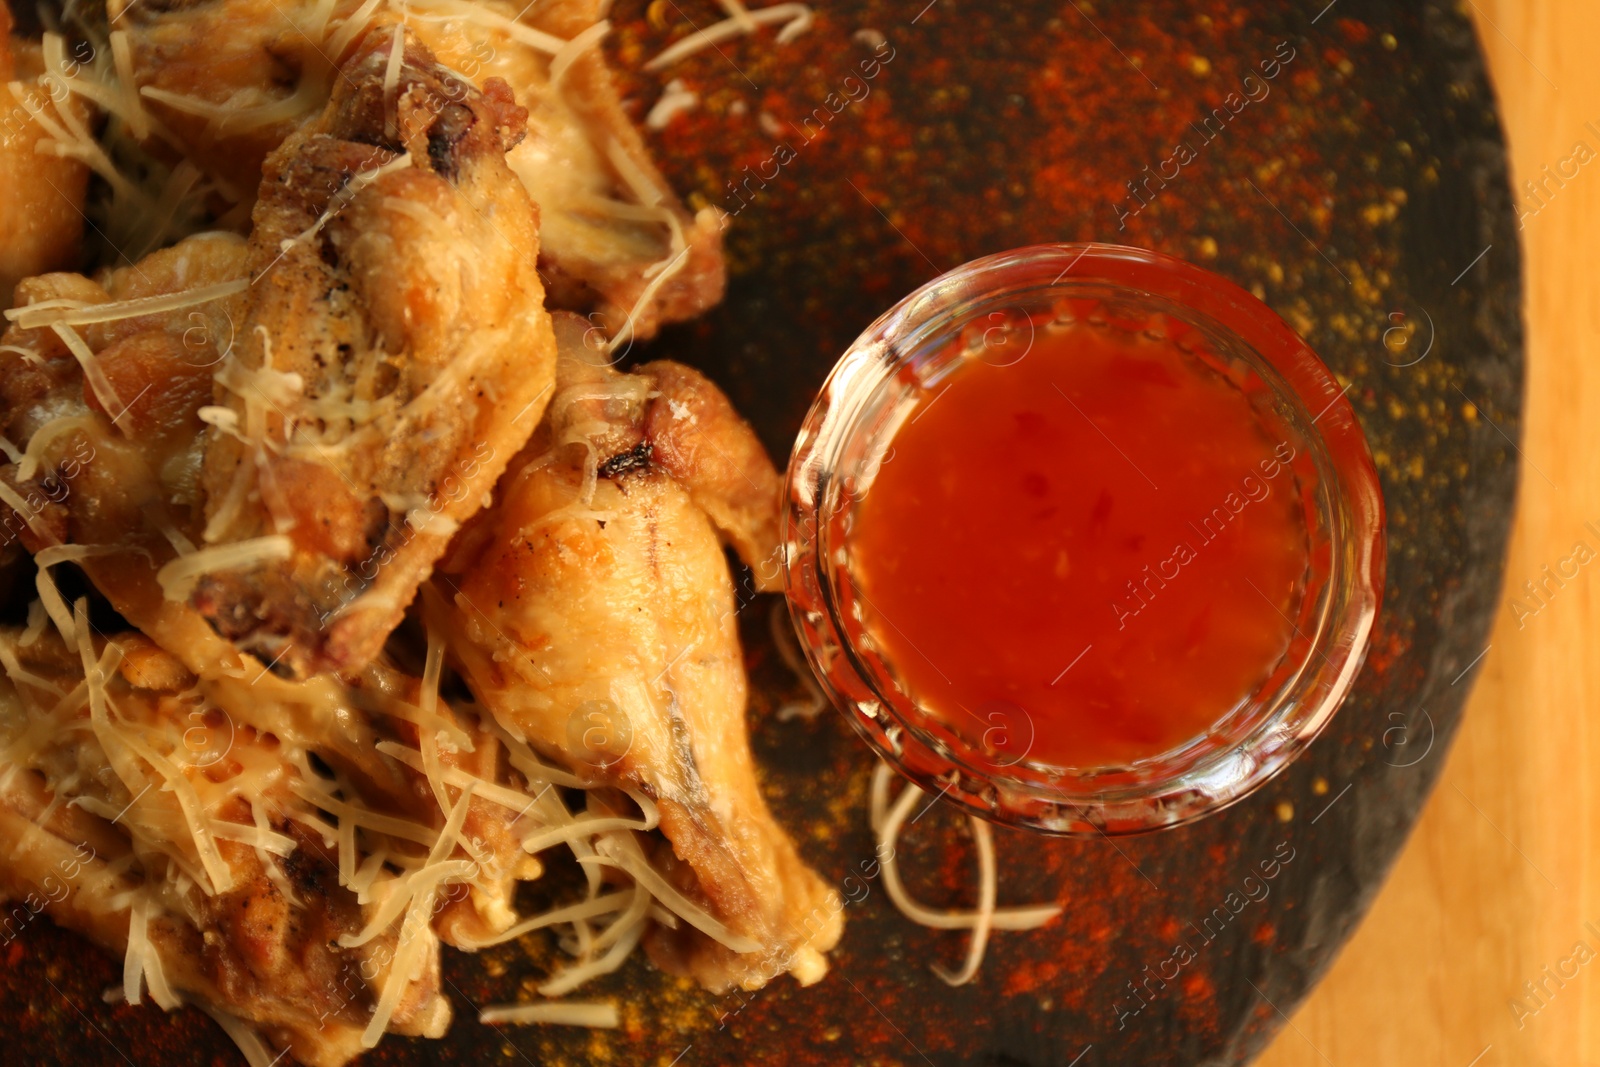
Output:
[
  {"xmin": 192, "ymin": 32, "xmax": 556, "ymax": 678},
  {"xmin": 0, "ymin": 627, "xmax": 452, "ymax": 1066},
  {"xmin": 0, "ymin": 5, "xmax": 91, "ymax": 307},
  {"xmin": 113, "ymin": 0, "xmax": 725, "ymax": 340},
  {"xmin": 429, "ymin": 315, "xmax": 839, "ymax": 993},
  {"xmin": 0, "ymin": 236, "xmax": 536, "ymax": 954},
  {"xmin": 511, "ymin": 0, "xmax": 726, "ymax": 343},
  {"xmin": 106, "ymin": 0, "xmax": 344, "ymax": 212}
]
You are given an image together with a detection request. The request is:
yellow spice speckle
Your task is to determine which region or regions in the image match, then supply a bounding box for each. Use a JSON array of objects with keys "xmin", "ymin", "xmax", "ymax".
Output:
[
  {"xmin": 1276, "ymin": 800, "xmax": 1295, "ymax": 822},
  {"xmin": 1313, "ymin": 777, "xmax": 1329, "ymax": 796},
  {"xmin": 1189, "ymin": 55, "xmax": 1212, "ymax": 76}
]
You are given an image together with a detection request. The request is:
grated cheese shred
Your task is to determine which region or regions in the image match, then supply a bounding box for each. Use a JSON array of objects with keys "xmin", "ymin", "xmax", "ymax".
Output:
[
  {"xmin": 358, "ymin": 786, "xmax": 474, "ymax": 1046},
  {"xmin": 156, "ymin": 535, "xmax": 294, "ymax": 601},
  {"xmin": 5, "ymin": 278, "xmax": 248, "ymax": 331},
  {"xmin": 643, "ymin": 2, "xmax": 813, "ymax": 72},
  {"xmin": 870, "ymin": 763, "xmax": 1061, "ymax": 983},
  {"xmin": 479, "ymin": 1001, "xmax": 619, "ymax": 1028},
  {"xmin": 548, "ymin": 20, "xmax": 610, "ymax": 86},
  {"xmin": 49, "ymin": 323, "xmax": 127, "ymax": 426}
]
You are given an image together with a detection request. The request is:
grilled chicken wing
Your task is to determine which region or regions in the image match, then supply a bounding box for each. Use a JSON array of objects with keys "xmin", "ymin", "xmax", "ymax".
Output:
[
  {"xmin": 1, "ymin": 4, "xmax": 91, "ymax": 307},
  {"xmin": 192, "ymin": 32, "xmax": 556, "ymax": 678},
  {"xmin": 429, "ymin": 315, "xmax": 837, "ymax": 993}
]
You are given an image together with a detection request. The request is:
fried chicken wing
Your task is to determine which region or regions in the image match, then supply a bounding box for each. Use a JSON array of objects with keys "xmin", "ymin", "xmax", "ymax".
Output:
[
  {"xmin": 192, "ymin": 32, "xmax": 556, "ymax": 678},
  {"xmin": 114, "ymin": 0, "xmax": 724, "ymax": 339},
  {"xmin": 429, "ymin": 315, "xmax": 839, "ymax": 993},
  {"xmin": 0, "ymin": 626, "xmax": 453, "ymax": 1066},
  {"xmin": 503, "ymin": 0, "xmax": 725, "ymax": 342},
  {"xmin": 0, "ymin": 226, "xmax": 536, "ymax": 955},
  {"xmin": 106, "ymin": 0, "xmax": 345, "ymax": 209},
  {"xmin": 1, "ymin": 5, "xmax": 91, "ymax": 308}
]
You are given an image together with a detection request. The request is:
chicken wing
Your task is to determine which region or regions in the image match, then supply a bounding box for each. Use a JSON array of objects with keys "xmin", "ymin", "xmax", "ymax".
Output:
[
  {"xmin": 0, "ymin": 624, "xmax": 453, "ymax": 1066},
  {"xmin": 0, "ymin": 227, "xmax": 535, "ymax": 953},
  {"xmin": 113, "ymin": 0, "xmax": 724, "ymax": 339},
  {"xmin": 429, "ymin": 315, "xmax": 837, "ymax": 993},
  {"xmin": 503, "ymin": 0, "xmax": 726, "ymax": 343},
  {"xmin": 192, "ymin": 31, "xmax": 556, "ymax": 678},
  {"xmin": 1, "ymin": 4, "xmax": 91, "ymax": 308}
]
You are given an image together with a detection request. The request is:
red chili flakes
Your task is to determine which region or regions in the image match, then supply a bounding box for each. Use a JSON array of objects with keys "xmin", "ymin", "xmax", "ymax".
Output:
[{"xmin": 1337, "ymin": 18, "xmax": 1372, "ymax": 44}]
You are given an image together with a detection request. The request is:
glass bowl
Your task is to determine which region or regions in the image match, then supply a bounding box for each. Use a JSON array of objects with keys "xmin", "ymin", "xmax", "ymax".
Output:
[{"xmin": 780, "ymin": 243, "xmax": 1385, "ymax": 836}]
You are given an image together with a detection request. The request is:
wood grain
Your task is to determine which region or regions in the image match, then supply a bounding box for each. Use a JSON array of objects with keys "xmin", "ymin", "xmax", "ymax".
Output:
[{"xmin": 1257, "ymin": 2, "xmax": 1600, "ymax": 1065}]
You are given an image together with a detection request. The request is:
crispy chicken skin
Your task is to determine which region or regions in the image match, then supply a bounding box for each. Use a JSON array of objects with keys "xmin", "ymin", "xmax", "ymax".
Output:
[
  {"xmin": 193, "ymin": 32, "xmax": 557, "ymax": 678},
  {"xmin": 0, "ymin": 0, "xmax": 825, "ymax": 1046},
  {"xmin": 0, "ymin": 230, "xmax": 248, "ymax": 639},
  {"xmin": 0, "ymin": 234, "xmax": 536, "ymax": 951},
  {"xmin": 0, "ymin": 3, "xmax": 91, "ymax": 308},
  {"xmin": 105, "ymin": 0, "xmax": 346, "ymax": 209},
  {"xmin": 0, "ymin": 628, "xmax": 451, "ymax": 1067},
  {"xmin": 508, "ymin": 0, "xmax": 726, "ymax": 341},
  {"xmin": 114, "ymin": 0, "xmax": 724, "ymax": 339},
  {"xmin": 430, "ymin": 315, "xmax": 839, "ymax": 993}
]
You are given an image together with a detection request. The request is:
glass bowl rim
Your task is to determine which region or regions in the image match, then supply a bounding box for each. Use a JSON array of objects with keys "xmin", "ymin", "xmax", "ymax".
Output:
[{"xmin": 781, "ymin": 241, "xmax": 1386, "ymax": 836}]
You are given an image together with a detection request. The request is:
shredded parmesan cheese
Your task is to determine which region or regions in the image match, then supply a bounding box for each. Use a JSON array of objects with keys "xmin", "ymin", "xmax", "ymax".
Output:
[
  {"xmin": 5, "ymin": 278, "xmax": 248, "ymax": 330},
  {"xmin": 416, "ymin": 627, "xmax": 451, "ymax": 817},
  {"xmin": 374, "ymin": 741, "xmax": 546, "ymax": 814},
  {"xmin": 49, "ymin": 323, "xmax": 126, "ymax": 424},
  {"xmin": 273, "ymin": 152, "xmax": 414, "ymax": 258},
  {"xmin": 644, "ymin": 2, "xmax": 813, "ymax": 71},
  {"xmin": 16, "ymin": 414, "xmax": 98, "ymax": 482},
  {"xmin": 198, "ymin": 1006, "xmax": 277, "ymax": 1067},
  {"xmin": 396, "ymin": 0, "xmax": 567, "ymax": 55},
  {"xmin": 358, "ymin": 787, "xmax": 475, "ymax": 1046},
  {"xmin": 139, "ymin": 81, "xmax": 327, "ymax": 134},
  {"xmin": 717, "ymin": 0, "xmax": 759, "ymax": 32},
  {"xmin": 584, "ymin": 833, "xmax": 760, "ymax": 954},
  {"xmin": 107, "ymin": 30, "xmax": 151, "ymax": 141},
  {"xmin": 646, "ymin": 79, "xmax": 699, "ymax": 129},
  {"xmin": 479, "ymin": 1001, "xmax": 620, "ymax": 1028},
  {"xmin": 870, "ymin": 763, "xmax": 1061, "ymax": 983},
  {"xmin": 549, "ymin": 20, "xmax": 610, "ymax": 86},
  {"xmin": 537, "ymin": 890, "xmax": 647, "ymax": 995},
  {"xmin": 0, "ymin": 480, "xmax": 52, "ymax": 541},
  {"xmin": 155, "ymin": 535, "xmax": 293, "ymax": 601},
  {"xmin": 450, "ymin": 890, "xmax": 631, "ymax": 951},
  {"xmin": 35, "ymin": 545, "xmax": 120, "ymax": 644},
  {"xmin": 606, "ymin": 245, "xmax": 690, "ymax": 354},
  {"xmin": 123, "ymin": 893, "xmax": 180, "ymax": 1008},
  {"xmin": 289, "ymin": 778, "xmax": 440, "ymax": 849},
  {"xmin": 383, "ymin": 24, "xmax": 406, "ymax": 142}
]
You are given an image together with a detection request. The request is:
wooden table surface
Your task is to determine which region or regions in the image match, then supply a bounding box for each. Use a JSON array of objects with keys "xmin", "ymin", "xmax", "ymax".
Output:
[{"xmin": 1258, "ymin": 2, "xmax": 1600, "ymax": 1065}]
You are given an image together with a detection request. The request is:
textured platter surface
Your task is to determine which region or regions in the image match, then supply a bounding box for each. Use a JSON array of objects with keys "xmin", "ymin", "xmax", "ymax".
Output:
[{"xmin": 2, "ymin": 0, "xmax": 1522, "ymax": 1063}]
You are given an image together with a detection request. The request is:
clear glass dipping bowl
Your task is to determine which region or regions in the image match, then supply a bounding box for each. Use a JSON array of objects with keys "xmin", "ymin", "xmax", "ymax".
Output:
[{"xmin": 781, "ymin": 243, "xmax": 1385, "ymax": 836}]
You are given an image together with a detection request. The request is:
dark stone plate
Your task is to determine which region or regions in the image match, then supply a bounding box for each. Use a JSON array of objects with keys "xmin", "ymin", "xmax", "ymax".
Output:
[{"xmin": 3, "ymin": 0, "xmax": 1520, "ymax": 1064}]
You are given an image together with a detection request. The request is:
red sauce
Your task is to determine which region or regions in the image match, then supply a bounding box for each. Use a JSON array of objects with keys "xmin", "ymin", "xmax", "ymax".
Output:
[{"xmin": 849, "ymin": 321, "xmax": 1310, "ymax": 769}]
